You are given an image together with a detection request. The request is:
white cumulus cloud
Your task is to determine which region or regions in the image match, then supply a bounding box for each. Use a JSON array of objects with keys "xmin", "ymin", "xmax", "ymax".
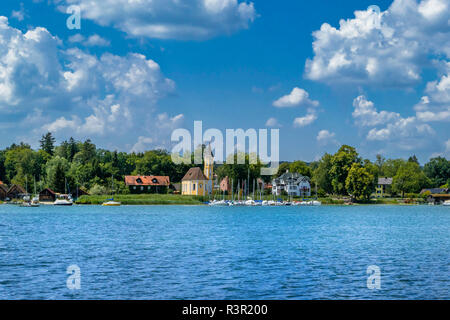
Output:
[
  {"xmin": 305, "ymin": 0, "xmax": 449, "ymax": 86},
  {"xmin": 293, "ymin": 111, "xmax": 318, "ymax": 128},
  {"xmin": 351, "ymin": 96, "xmax": 435, "ymax": 142},
  {"xmin": 68, "ymin": 34, "xmax": 110, "ymax": 47},
  {"xmin": 414, "ymin": 62, "xmax": 450, "ymax": 122},
  {"xmin": 273, "ymin": 87, "xmax": 319, "ymax": 108},
  {"xmin": 316, "ymin": 130, "xmax": 337, "ymax": 145},
  {"xmin": 352, "ymin": 95, "xmax": 400, "ymax": 126},
  {"xmin": 265, "ymin": 117, "xmax": 281, "ymax": 127},
  {"xmin": 0, "ymin": 17, "xmax": 175, "ymax": 149},
  {"xmin": 56, "ymin": 0, "xmax": 257, "ymax": 40}
]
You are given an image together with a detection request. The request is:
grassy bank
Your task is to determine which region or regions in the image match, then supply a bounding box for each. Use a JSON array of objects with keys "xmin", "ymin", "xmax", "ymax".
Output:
[{"xmin": 76, "ymin": 194, "xmax": 207, "ymax": 205}]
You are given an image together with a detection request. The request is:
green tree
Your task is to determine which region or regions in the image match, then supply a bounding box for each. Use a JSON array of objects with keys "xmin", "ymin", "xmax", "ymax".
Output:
[
  {"xmin": 345, "ymin": 163, "xmax": 374, "ymax": 201},
  {"xmin": 0, "ymin": 150, "xmax": 5, "ymax": 183},
  {"xmin": 380, "ymin": 159, "xmax": 406, "ymax": 177},
  {"xmin": 289, "ymin": 161, "xmax": 312, "ymax": 178},
  {"xmin": 40, "ymin": 132, "xmax": 56, "ymax": 156},
  {"xmin": 312, "ymin": 153, "xmax": 333, "ymax": 195},
  {"xmin": 4, "ymin": 144, "xmax": 42, "ymax": 187},
  {"xmin": 216, "ymin": 152, "xmax": 262, "ymax": 192},
  {"xmin": 392, "ymin": 162, "xmax": 431, "ymax": 197},
  {"xmin": 330, "ymin": 145, "xmax": 360, "ymax": 195},
  {"xmin": 363, "ymin": 159, "xmax": 379, "ymax": 192},
  {"xmin": 375, "ymin": 154, "xmax": 385, "ymax": 171},
  {"xmin": 408, "ymin": 155, "xmax": 419, "ymax": 164},
  {"xmin": 46, "ymin": 156, "xmax": 70, "ymax": 193},
  {"xmin": 423, "ymin": 157, "xmax": 450, "ymax": 187},
  {"xmin": 73, "ymin": 139, "xmax": 97, "ymax": 165},
  {"xmin": 274, "ymin": 162, "xmax": 291, "ymax": 177}
]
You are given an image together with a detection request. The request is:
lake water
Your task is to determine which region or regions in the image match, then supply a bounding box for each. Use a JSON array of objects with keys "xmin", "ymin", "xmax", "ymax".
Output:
[{"xmin": 0, "ymin": 204, "xmax": 448, "ymax": 300}]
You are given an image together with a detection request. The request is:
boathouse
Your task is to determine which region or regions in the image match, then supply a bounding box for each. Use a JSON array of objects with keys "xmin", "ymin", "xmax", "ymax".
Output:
[
  {"xmin": 7, "ymin": 185, "xmax": 27, "ymax": 199},
  {"xmin": 0, "ymin": 184, "xmax": 8, "ymax": 200},
  {"xmin": 39, "ymin": 188, "xmax": 57, "ymax": 202}
]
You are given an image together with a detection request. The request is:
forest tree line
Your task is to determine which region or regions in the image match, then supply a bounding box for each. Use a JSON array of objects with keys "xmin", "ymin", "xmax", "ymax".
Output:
[{"xmin": 0, "ymin": 133, "xmax": 449, "ymax": 199}]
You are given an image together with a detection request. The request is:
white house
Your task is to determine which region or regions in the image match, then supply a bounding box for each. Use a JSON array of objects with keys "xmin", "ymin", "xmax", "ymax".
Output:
[{"xmin": 272, "ymin": 171, "xmax": 311, "ymax": 197}]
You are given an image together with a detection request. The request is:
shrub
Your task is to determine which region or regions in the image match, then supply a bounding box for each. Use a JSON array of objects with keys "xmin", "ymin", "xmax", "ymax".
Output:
[{"xmin": 89, "ymin": 184, "xmax": 108, "ymax": 195}]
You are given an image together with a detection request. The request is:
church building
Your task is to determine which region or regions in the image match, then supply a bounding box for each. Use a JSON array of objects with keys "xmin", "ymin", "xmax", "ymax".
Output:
[{"xmin": 181, "ymin": 145, "xmax": 214, "ymax": 196}]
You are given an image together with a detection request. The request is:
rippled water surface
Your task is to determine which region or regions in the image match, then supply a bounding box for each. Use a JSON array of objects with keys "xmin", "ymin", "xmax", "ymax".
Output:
[{"xmin": 0, "ymin": 204, "xmax": 448, "ymax": 299}]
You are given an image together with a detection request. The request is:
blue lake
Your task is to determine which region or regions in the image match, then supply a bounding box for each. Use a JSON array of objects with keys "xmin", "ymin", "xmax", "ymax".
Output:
[{"xmin": 0, "ymin": 204, "xmax": 448, "ymax": 300}]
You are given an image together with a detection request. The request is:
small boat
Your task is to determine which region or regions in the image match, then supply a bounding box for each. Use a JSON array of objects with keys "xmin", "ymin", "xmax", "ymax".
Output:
[
  {"xmin": 54, "ymin": 199, "xmax": 73, "ymax": 206},
  {"xmin": 443, "ymin": 200, "xmax": 450, "ymax": 206},
  {"xmin": 102, "ymin": 200, "xmax": 121, "ymax": 206},
  {"xmin": 102, "ymin": 176, "xmax": 121, "ymax": 206},
  {"xmin": 20, "ymin": 194, "xmax": 40, "ymax": 207},
  {"xmin": 311, "ymin": 200, "xmax": 322, "ymax": 206},
  {"xmin": 21, "ymin": 202, "xmax": 39, "ymax": 207},
  {"xmin": 54, "ymin": 195, "xmax": 73, "ymax": 206}
]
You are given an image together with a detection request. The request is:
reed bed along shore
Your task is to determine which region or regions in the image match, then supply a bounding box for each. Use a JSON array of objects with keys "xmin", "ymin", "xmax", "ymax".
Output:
[{"xmin": 75, "ymin": 194, "xmax": 208, "ymax": 205}]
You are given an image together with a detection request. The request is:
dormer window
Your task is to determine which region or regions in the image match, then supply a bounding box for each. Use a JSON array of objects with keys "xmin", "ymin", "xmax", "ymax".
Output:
[
  {"xmin": 136, "ymin": 178, "xmax": 143, "ymax": 184},
  {"xmin": 152, "ymin": 178, "xmax": 158, "ymax": 184}
]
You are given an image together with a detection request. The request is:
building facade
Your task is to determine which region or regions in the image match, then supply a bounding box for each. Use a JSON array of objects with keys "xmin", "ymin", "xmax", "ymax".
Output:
[
  {"xmin": 125, "ymin": 176, "xmax": 170, "ymax": 194},
  {"xmin": 375, "ymin": 178, "xmax": 393, "ymax": 197},
  {"xmin": 272, "ymin": 171, "xmax": 311, "ymax": 197},
  {"xmin": 7, "ymin": 185, "xmax": 27, "ymax": 199},
  {"xmin": 0, "ymin": 184, "xmax": 8, "ymax": 200},
  {"xmin": 182, "ymin": 145, "xmax": 214, "ymax": 196},
  {"xmin": 39, "ymin": 188, "xmax": 56, "ymax": 202},
  {"xmin": 219, "ymin": 176, "xmax": 232, "ymax": 194}
]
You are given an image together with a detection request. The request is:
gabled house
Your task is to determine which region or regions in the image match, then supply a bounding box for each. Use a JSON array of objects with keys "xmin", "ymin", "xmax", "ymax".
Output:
[
  {"xmin": 375, "ymin": 177, "xmax": 393, "ymax": 197},
  {"xmin": 125, "ymin": 175, "xmax": 170, "ymax": 194},
  {"xmin": 7, "ymin": 185, "xmax": 27, "ymax": 200},
  {"xmin": 219, "ymin": 176, "xmax": 232, "ymax": 194},
  {"xmin": 182, "ymin": 168, "xmax": 210, "ymax": 196},
  {"xmin": 39, "ymin": 188, "xmax": 56, "ymax": 202},
  {"xmin": 181, "ymin": 145, "xmax": 214, "ymax": 196},
  {"xmin": 0, "ymin": 184, "xmax": 8, "ymax": 200},
  {"xmin": 272, "ymin": 171, "xmax": 311, "ymax": 197},
  {"xmin": 420, "ymin": 188, "xmax": 449, "ymax": 195}
]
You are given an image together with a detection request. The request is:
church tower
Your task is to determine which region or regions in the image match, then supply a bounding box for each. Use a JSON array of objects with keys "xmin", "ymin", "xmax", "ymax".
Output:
[{"xmin": 204, "ymin": 144, "xmax": 214, "ymax": 181}]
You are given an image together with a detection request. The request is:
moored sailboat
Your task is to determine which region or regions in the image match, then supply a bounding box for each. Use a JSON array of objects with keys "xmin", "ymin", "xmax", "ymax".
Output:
[{"xmin": 102, "ymin": 175, "xmax": 121, "ymax": 206}]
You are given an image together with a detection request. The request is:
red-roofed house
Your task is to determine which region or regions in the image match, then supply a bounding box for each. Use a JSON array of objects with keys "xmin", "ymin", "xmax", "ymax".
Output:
[{"xmin": 125, "ymin": 175, "xmax": 170, "ymax": 194}]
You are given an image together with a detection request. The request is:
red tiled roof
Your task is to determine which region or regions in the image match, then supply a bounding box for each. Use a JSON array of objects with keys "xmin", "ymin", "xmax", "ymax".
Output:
[{"xmin": 125, "ymin": 175, "xmax": 170, "ymax": 186}]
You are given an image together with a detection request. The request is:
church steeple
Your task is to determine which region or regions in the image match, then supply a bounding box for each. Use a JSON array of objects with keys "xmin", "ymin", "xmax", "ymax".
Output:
[{"xmin": 204, "ymin": 144, "xmax": 214, "ymax": 181}]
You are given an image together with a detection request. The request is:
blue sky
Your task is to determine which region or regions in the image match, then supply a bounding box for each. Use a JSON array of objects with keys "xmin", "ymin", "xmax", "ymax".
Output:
[{"xmin": 0, "ymin": 0, "xmax": 448, "ymax": 164}]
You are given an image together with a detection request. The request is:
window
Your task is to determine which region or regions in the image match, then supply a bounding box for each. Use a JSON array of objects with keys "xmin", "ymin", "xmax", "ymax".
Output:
[
  {"xmin": 141, "ymin": 186, "xmax": 144, "ymax": 191},
  {"xmin": 199, "ymin": 184, "xmax": 202, "ymax": 188},
  {"xmin": 133, "ymin": 186, "xmax": 136, "ymax": 190},
  {"xmin": 193, "ymin": 184, "xmax": 196, "ymax": 191}
]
